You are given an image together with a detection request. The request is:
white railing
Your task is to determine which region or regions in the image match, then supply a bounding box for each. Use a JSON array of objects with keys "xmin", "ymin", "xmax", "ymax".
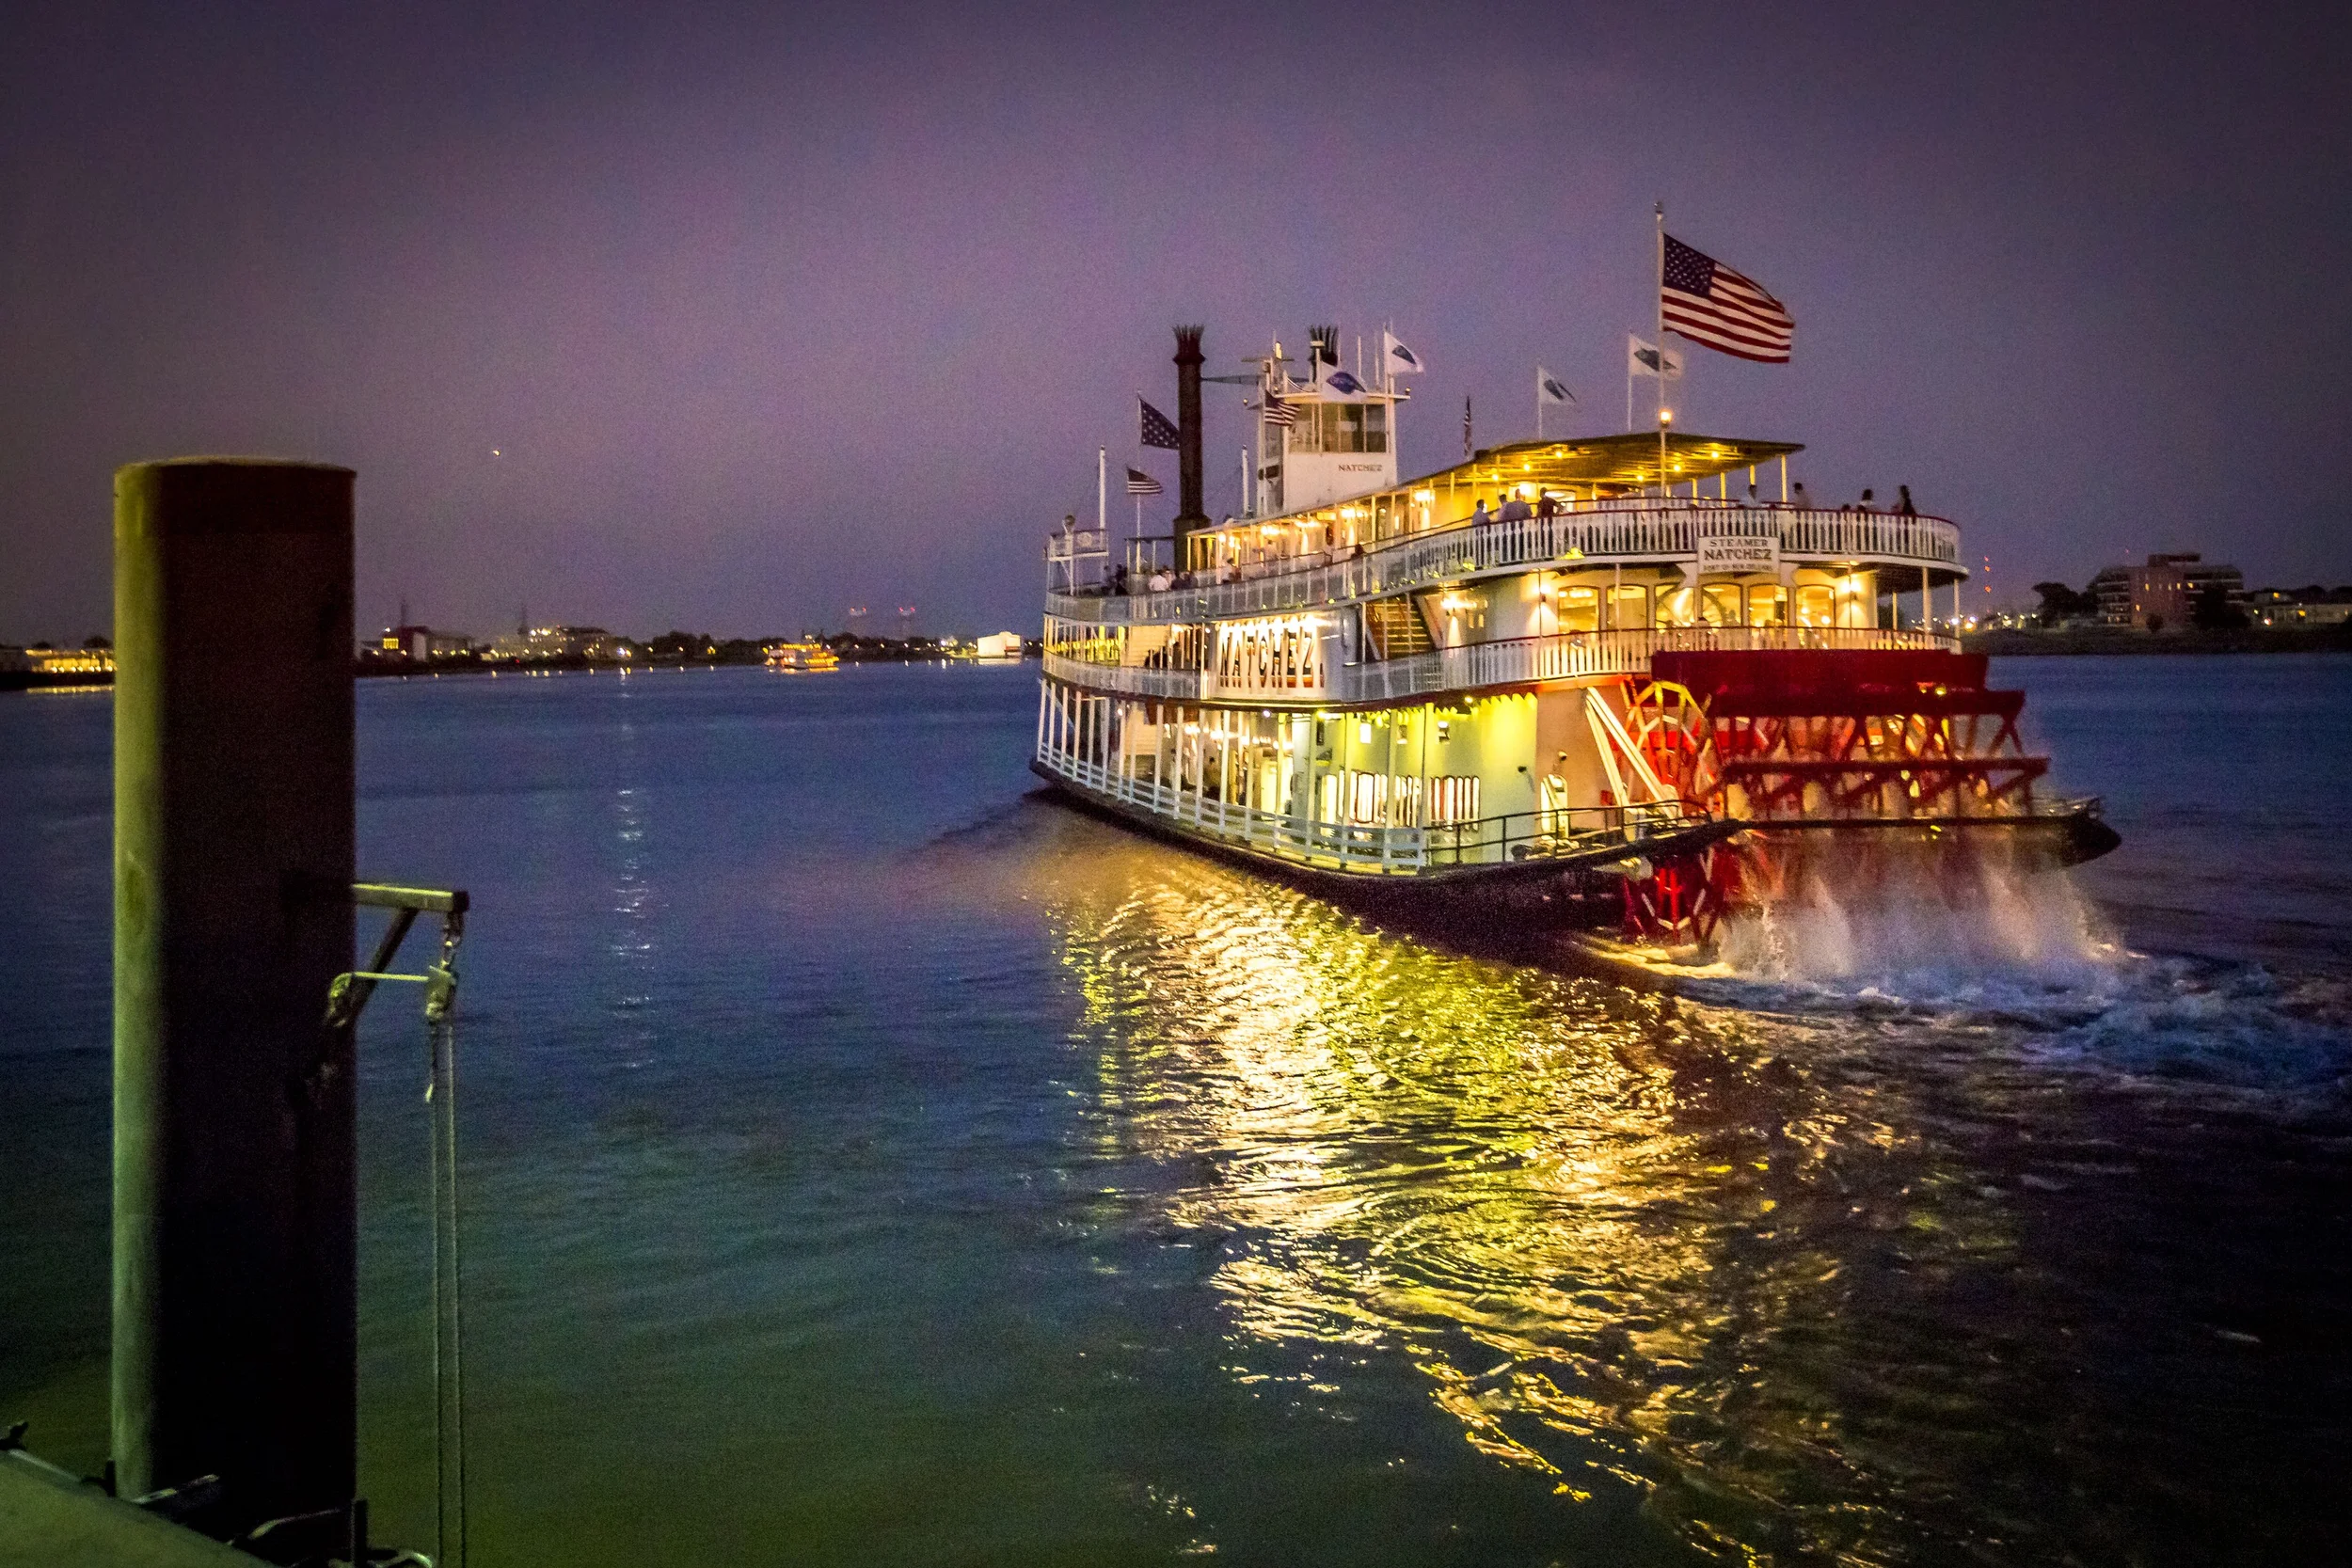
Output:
[
  {"xmin": 1433, "ymin": 625, "xmax": 1957, "ymax": 693},
  {"xmin": 1037, "ymin": 749, "xmax": 1722, "ymax": 877},
  {"xmin": 1044, "ymin": 625, "xmax": 1959, "ymax": 706},
  {"xmin": 1047, "ymin": 503, "xmax": 1963, "ymax": 626},
  {"xmin": 1040, "ymin": 751, "xmax": 1428, "ymax": 874},
  {"xmin": 1041, "ymin": 652, "xmax": 1208, "ymax": 700}
]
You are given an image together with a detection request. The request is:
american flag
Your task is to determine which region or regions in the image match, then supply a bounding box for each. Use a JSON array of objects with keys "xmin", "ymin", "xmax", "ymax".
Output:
[
  {"xmin": 1661, "ymin": 234, "xmax": 1795, "ymax": 363},
  {"xmin": 1138, "ymin": 397, "xmax": 1181, "ymax": 450},
  {"xmin": 1261, "ymin": 395, "xmax": 1296, "ymax": 428},
  {"xmin": 1124, "ymin": 467, "xmax": 1162, "ymax": 496},
  {"xmin": 1462, "ymin": 395, "xmax": 1473, "ymax": 456}
]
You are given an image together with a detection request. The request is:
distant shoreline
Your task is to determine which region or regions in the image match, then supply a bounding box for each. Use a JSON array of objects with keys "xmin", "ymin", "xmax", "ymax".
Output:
[
  {"xmin": 1963, "ymin": 626, "xmax": 2352, "ymax": 657},
  {"xmin": 6, "ymin": 655, "xmax": 1041, "ymax": 694},
  {"xmin": 16, "ymin": 630, "xmax": 2350, "ymax": 697}
]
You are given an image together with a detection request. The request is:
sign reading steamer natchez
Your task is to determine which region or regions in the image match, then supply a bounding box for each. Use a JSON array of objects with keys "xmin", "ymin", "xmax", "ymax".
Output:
[{"xmin": 1695, "ymin": 532, "xmax": 1780, "ymax": 575}]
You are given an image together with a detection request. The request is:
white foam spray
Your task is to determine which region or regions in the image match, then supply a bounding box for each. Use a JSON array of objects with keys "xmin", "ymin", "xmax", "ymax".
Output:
[{"xmin": 1712, "ymin": 835, "xmax": 2122, "ymax": 993}]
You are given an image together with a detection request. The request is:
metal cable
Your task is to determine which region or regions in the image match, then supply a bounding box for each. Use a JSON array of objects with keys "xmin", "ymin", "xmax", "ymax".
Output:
[{"xmin": 425, "ymin": 914, "xmax": 468, "ymax": 1568}]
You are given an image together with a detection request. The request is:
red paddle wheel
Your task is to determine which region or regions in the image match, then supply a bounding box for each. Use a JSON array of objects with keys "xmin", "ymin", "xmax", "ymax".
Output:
[
  {"xmin": 1613, "ymin": 650, "xmax": 2103, "ymax": 944},
  {"xmin": 1643, "ymin": 650, "xmax": 2046, "ymax": 823},
  {"xmin": 1612, "ymin": 677, "xmax": 1738, "ymax": 946}
]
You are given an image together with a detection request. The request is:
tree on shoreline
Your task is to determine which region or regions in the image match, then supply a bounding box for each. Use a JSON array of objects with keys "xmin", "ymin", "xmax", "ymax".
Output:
[{"xmin": 2031, "ymin": 581, "xmax": 2098, "ymax": 626}]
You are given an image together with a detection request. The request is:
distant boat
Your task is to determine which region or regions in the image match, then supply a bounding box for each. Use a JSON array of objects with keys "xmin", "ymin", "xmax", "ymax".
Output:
[{"xmin": 764, "ymin": 641, "xmax": 840, "ymax": 673}]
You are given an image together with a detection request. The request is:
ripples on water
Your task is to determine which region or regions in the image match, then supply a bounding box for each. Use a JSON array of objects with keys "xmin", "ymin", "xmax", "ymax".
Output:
[
  {"xmin": 933, "ymin": 793, "xmax": 2352, "ymax": 1564},
  {"xmin": 4, "ymin": 660, "xmax": 2350, "ymax": 1566}
]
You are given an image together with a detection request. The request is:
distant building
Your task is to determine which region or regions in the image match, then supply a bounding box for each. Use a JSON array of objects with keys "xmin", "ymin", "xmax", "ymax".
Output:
[
  {"xmin": 2, "ymin": 643, "xmax": 115, "ymax": 679},
  {"xmin": 2091, "ymin": 553, "xmax": 2243, "ymax": 628},
  {"xmin": 2248, "ymin": 588, "xmax": 2352, "ymax": 627},
  {"xmin": 973, "ymin": 631, "xmax": 1025, "ymax": 660},
  {"xmin": 25, "ymin": 643, "xmax": 114, "ymax": 675},
  {"xmin": 484, "ymin": 625, "xmax": 625, "ymax": 662},
  {"xmin": 373, "ymin": 624, "xmax": 474, "ymax": 661}
]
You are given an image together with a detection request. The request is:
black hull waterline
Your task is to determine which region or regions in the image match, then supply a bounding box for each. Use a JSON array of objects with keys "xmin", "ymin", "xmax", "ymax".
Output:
[
  {"xmin": 1029, "ymin": 761, "xmax": 2118, "ymax": 932},
  {"xmin": 1034, "ymin": 759, "xmax": 1732, "ymax": 925}
]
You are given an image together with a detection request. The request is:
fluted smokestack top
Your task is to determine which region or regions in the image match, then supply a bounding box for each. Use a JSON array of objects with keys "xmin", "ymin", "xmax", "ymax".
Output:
[{"xmin": 1172, "ymin": 325, "xmax": 1207, "ymax": 540}]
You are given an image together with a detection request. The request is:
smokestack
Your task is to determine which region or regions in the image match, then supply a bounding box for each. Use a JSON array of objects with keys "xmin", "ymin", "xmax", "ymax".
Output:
[
  {"xmin": 1173, "ymin": 325, "xmax": 1207, "ymax": 546},
  {"xmin": 1309, "ymin": 325, "xmax": 1338, "ymax": 372}
]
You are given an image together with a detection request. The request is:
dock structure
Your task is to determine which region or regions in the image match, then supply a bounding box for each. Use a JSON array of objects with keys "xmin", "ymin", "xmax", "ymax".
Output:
[{"xmin": 1, "ymin": 1446, "xmax": 264, "ymax": 1566}]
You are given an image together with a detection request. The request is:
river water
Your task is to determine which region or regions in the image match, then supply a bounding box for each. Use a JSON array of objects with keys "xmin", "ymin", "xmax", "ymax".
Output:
[{"xmin": 3, "ymin": 656, "xmax": 2347, "ymax": 1566}]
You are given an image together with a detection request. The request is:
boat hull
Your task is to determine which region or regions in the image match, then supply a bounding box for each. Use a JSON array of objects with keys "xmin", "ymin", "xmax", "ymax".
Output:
[{"xmin": 1029, "ymin": 759, "xmax": 1742, "ymax": 929}]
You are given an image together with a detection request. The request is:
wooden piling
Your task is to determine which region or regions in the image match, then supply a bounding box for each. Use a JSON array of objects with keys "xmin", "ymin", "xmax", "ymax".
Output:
[{"xmin": 112, "ymin": 459, "xmax": 357, "ymax": 1535}]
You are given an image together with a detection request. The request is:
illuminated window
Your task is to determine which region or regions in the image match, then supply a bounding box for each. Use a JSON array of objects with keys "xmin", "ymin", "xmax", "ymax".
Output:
[
  {"xmin": 1428, "ymin": 775, "xmax": 1482, "ymax": 824},
  {"xmin": 1700, "ymin": 583, "xmax": 1743, "ymax": 626},
  {"xmin": 1795, "ymin": 585, "xmax": 1836, "ymax": 626},
  {"xmin": 1295, "ymin": 401, "xmax": 1389, "ymax": 454},
  {"xmin": 1747, "ymin": 584, "xmax": 1788, "ymax": 626},
  {"xmin": 1560, "ymin": 585, "xmax": 1599, "ymax": 633}
]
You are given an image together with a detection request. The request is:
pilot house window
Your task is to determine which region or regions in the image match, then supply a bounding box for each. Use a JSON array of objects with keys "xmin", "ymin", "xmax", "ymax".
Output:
[{"xmin": 1288, "ymin": 402, "xmax": 1389, "ymax": 454}]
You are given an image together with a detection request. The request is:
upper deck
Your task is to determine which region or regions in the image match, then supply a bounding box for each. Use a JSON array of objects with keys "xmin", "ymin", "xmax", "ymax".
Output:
[{"xmin": 1050, "ymin": 496, "xmax": 1963, "ymax": 626}]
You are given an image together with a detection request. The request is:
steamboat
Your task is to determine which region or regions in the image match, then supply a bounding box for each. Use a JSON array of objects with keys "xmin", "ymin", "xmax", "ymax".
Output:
[{"xmin": 1033, "ymin": 325, "xmax": 2117, "ymax": 950}]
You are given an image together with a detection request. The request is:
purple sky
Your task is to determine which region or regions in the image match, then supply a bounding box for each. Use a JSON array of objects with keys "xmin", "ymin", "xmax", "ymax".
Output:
[{"xmin": 4, "ymin": 0, "xmax": 2346, "ymax": 641}]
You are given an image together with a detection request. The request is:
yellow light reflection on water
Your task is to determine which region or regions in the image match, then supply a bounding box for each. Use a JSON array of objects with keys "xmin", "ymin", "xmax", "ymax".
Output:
[{"xmin": 1024, "ymin": 820, "xmax": 2019, "ymax": 1560}]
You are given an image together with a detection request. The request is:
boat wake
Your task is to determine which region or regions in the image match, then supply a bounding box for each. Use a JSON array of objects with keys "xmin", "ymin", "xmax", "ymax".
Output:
[
  {"xmin": 1678, "ymin": 847, "xmax": 2352, "ymax": 1092},
  {"xmin": 1712, "ymin": 844, "xmax": 2122, "ymax": 991}
]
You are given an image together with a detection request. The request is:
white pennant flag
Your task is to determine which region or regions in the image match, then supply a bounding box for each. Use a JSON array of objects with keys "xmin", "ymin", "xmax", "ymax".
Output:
[
  {"xmin": 1537, "ymin": 367, "xmax": 1576, "ymax": 405},
  {"xmin": 1318, "ymin": 363, "xmax": 1368, "ymax": 401},
  {"xmin": 1628, "ymin": 332, "xmax": 1683, "ymax": 380},
  {"xmin": 1382, "ymin": 330, "xmax": 1424, "ymax": 377}
]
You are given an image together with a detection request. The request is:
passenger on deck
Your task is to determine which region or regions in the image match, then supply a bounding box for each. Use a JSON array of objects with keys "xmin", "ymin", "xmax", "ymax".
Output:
[
  {"xmin": 1790, "ymin": 481, "xmax": 1812, "ymax": 510},
  {"xmin": 1498, "ymin": 493, "xmax": 1534, "ymax": 523},
  {"xmin": 1898, "ymin": 484, "xmax": 1917, "ymax": 515},
  {"xmin": 1859, "ymin": 487, "xmax": 1877, "ymax": 512},
  {"xmin": 1470, "ymin": 497, "xmax": 1492, "ymax": 527},
  {"xmin": 1535, "ymin": 491, "xmax": 1559, "ymax": 520}
]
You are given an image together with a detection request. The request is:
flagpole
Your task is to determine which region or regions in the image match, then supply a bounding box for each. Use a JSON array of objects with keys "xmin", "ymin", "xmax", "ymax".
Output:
[
  {"xmin": 1626, "ymin": 334, "xmax": 1634, "ymax": 434},
  {"xmin": 1097, "ymin": 447, "xmax": 1106, "ymax": 535},
  {"xmin": 1655, "ymin": 203, "xmax": 1668, "ymax": 499},
  {"xmin": 1535, "ymin": 367, "xmax": 1543, "ymax": 441}
]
